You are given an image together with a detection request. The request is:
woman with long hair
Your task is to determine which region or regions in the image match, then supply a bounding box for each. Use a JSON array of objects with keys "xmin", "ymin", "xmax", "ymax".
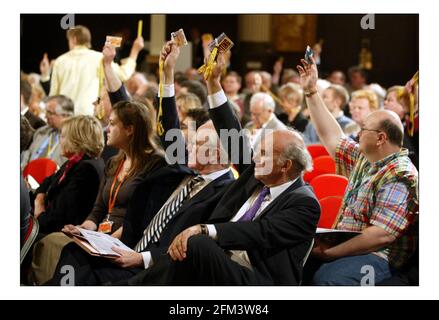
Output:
[{"xmin": 31, "ymin": 101, "xmax": 166, "ymax": 285}]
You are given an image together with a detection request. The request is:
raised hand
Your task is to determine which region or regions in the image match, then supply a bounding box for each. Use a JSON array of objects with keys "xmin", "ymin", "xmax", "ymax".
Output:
[
  {"xmin": 39, "ymin": 53, "xmax": 51, "ymax": 78},
  {"xmin": 207, "ymin": 51, "xmax": 227, "ymax": 83},
  {"xmin": 160, "ymin": 40, "xmax": 181, "ymax": 76},
  {"xmin": 102, "ymin": 42, "xmax": 116, "ymax": 66},
  {"xmin": 296, "ymin": 56, "xmax": 318, "ymax": 94},
  {"xmin": 131, "ymin": 36, "xmax": 145, "ymax": 57}
]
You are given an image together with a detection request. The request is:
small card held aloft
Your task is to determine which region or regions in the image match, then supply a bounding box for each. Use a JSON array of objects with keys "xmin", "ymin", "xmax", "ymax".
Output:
[
  {"xmin": 171, "ymin": 29, "xmax": 188, "ymax": 47},
  {"xmin": 106, "ymin": 36, "xmax": 122, "ymax": 48},
  {"xmin": 207, "ymin": 33, "xmax": 234, "ymax": 53}
]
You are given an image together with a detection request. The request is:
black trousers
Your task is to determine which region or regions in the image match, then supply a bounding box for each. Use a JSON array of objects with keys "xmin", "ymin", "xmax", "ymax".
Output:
[
  {"xmin": 122, "ymin": 235, "xmax": 273, "ymax": 286},
  {"xmin": 47, "ymin": 243, "xmax": 141, "ymax": 286}
]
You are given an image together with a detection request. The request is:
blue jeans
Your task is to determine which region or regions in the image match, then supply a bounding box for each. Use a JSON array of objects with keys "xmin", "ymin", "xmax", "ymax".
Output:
[{"xmin": 313, "ymin": 254, "xmax": 392, "ymax": 286}]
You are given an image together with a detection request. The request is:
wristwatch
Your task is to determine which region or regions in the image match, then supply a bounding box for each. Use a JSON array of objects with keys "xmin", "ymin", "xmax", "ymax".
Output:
[
  {"xmin": 305, "ymin": 89, "xmax": 318, "ymax": 97},
  {"xmin": 200, "ymin": 224, "xmax": 209, "ymax": 236}
]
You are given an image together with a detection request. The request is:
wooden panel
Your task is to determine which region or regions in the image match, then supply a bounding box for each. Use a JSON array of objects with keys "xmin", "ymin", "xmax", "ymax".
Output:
[{"xmin": 272, "ymin": 15, "xmax": 317, "ymax": 52}]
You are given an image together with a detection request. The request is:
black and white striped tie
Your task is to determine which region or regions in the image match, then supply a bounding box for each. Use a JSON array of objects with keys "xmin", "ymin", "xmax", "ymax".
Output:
[{"xmin": 134, "ymin": 175, "xmax": 204, "ymax": 252}]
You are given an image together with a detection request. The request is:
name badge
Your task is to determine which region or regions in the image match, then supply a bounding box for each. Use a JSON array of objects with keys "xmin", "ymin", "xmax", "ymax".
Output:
[{"xmin": 98, "ymin": 220, "xmax": 113, "ymax": 234}]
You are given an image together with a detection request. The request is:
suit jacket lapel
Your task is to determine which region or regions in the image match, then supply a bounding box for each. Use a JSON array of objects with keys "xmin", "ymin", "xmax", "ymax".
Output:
[
  {"xmin": 178, "ymin": 171, "xmax": 233, "ymax": 214},
  {"xmin": 256, "ymin": 177, "xmax": 305, "ymax": 220}
]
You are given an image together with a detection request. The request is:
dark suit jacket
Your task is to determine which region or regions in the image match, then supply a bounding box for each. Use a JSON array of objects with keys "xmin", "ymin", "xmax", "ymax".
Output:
[
  {"xmin": 207, "ymin": 100, "xmax": 321, "ymax": 285},
  {"xmin": 36, "ymin": 155, "xmax": 105, "ymax": 234},
  {"xmin": 122, "ymin": 94, "xmax": 235, "ymax": 255},
  {"xmin": 24, "ymin": 110, "xmax": 46, "ymax": 131}
]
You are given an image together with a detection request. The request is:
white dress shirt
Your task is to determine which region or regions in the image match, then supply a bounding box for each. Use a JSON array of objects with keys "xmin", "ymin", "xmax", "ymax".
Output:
[
  {"xmin": 140, "ymin": 168, "xmax": 232, "ymax": 268},
  {"xmin": 206, "ymin": 178, "xmax": 298, "ymax": 238}
]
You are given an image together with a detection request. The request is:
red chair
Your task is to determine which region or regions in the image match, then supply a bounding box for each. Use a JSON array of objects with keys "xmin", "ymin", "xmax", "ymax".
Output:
[
  {"xmin": 310, "ymin": 174, "xmax": 348, "ymax": 200},
  {"xmin": 23, "ymin": 158, "xmax": 58, "ymax": 184},
  {"xmin": 318, "ymin": 196, "xmax": 343, "ymax": 229},
  {"xmin": 307, "ymin": 144, "xmax": 329, "ymax": 159},
  {"xmin": 304, "ymin": 155, "xmax": 336, "ymax": 183}
]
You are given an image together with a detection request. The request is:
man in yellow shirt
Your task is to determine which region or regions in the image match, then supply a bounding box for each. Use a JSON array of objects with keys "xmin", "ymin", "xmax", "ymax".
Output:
[{"xmin": 49, "ymin": 25, "xmax": 144, "ymax": 115}]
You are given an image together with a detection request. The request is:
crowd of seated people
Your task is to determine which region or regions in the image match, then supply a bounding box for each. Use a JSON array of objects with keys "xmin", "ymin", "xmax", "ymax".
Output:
[{"xmin": 19, "ymin": 23, "xmax": 419, "ymax": 286}]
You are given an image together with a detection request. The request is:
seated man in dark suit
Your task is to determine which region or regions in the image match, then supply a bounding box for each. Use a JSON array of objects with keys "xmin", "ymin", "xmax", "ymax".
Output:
[
  {"xmin": 124, "ymin": 51, "xmax": 321, "ymax": 286},
  {"xmin": 48, "ymin": 40, "xmax": 235, "ymax": 285}
]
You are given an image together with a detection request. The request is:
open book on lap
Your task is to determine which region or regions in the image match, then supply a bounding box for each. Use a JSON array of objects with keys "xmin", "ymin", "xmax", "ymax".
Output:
[
  {"xmin": 316, "ymin": 228, "xmax": 362, "ymax": 246},
  {"xmin": 65, "ymin": 228, "xmax": 134, "ymax": 258}
]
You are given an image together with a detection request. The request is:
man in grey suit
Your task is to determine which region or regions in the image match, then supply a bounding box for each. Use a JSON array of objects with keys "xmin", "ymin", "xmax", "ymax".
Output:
[
  {"xmin": 21, "ymin": 95, "xmax": 74, "ymax": 170},
  {"xmin": 244, "ymin": 92, "xmax": 286, "ymax": 150}
]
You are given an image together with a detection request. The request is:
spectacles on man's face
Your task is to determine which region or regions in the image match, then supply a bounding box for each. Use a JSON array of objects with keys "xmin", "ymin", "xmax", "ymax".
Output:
[
  {"xmin": 46, "ymin": 110, "xmax": 59, "ymax": 116},
  {"xmin": 46, "ymin": 110, "xmax": 68, "ymax": 117},
  {"xmin": 359, "ymin": 127, "xmax": 382, "ymax": 135}
]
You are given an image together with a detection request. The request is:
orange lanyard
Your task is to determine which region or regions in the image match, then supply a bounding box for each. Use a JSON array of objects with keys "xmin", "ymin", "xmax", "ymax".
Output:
[{"xmin": 108, "ymin": 160, "xmax": 127, "ymax": 214}]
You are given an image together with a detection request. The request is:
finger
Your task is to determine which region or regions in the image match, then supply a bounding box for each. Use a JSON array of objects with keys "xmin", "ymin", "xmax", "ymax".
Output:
[
  {"xmin": 175, "ymin": 238, "xmax": 183, "ymax": 256},
  {"xmin": 111, "ymin": 247, "xmax": 124, "ymax": 255},
  {"xmin": 181, "ymin": 235, "xmax": 188, "ymax": 255},
  {"xmin": 296, "ymin": 65, "xmax": 305, "ymax": 75},
  {"xmin": 169, "ymin": 246, "xmax": 178, "ymax": 261},
  {"xmin": 300, "ymin": 59, "xmax": 310, "ymax": 69}
]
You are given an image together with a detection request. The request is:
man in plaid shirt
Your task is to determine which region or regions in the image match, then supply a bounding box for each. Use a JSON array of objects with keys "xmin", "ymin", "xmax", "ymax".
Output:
[{"xmin": 297, "ymin": 57, "xmax": 418, "ymax": 285}]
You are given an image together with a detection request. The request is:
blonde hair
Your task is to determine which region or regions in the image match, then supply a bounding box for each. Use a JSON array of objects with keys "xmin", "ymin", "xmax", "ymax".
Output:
[
  {"xmin": 278, "ymin": 83, "xmax": 304, "ymax": 107},
  {"xmin": 67, "ymin": 25, "xmax": 92, "ymax": 48},
  {"xmin": 176, "ymin": 92, "xmax": 202, "ymax": 117},
  {"xmin": 351, "ymin": 89, "xmax": 379, "ymax": 111},
  {"xmin": 387, "ymin": 85, "xmax": 410, "ymax": 111},
  {"xmin": 62, "ymin": 115, "xmax": 104, "ymax": 158}
]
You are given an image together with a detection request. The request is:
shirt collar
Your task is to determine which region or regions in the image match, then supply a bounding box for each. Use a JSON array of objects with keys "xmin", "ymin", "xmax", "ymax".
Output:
[
  {"xmin": 72, "ymin": 45, "xmax": 89, "ymax": 51},
  {"xmin": 201, "ymin": 168, "xmax": 231, "ymax": 183},
  {"xmin": 334, "ymin": 110, "xmax": 345, "ymax": 119},
  {"xmin": 372, "ymin": 149, "xmax": 409, "ymax": 169},
  {"xmin": 262, "ymin": 113, "xmax": 275, "ymax": 129},
  {"xmin": 21, "ymin": 106, "xmax": 29, "ymax": 116},
  {"xmin": 268, "ymin": 177, "xmax": 299, "ymax": 201}
]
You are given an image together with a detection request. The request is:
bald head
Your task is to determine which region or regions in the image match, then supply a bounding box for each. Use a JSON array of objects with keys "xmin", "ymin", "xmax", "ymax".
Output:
[
  {"xmin": 271, "ymin": 130, "xmax": 304, "ymax": 154},
  {"xmin": 366, "ymin": 110, "xmax": 404, "ymax": 147},
  {"xmin": 266, "ymin": 129, "xmax": 312, "ymax": 174}
]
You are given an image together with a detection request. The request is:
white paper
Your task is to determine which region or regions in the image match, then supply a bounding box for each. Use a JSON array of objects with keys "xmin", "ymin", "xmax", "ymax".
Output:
[
  {"xmin": 27, "ymin": 174, "xmax": 40, "ymax": 190},
  {"xmin": 316, "ymin": 228, "xmax": 361, "ymax": 234},
  {"xmin": 77, "ymin": 228, "xmax": 134, "ymax": 256}
]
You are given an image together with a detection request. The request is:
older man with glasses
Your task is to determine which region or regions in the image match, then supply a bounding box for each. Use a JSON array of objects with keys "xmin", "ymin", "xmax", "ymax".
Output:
[
  {"xmin": 21, "ymin": 95, "xmax": 74, "ymax": 169},
  {"xmin": 297, "ymin": 57, "xmax": 418, "ymax": 286}
]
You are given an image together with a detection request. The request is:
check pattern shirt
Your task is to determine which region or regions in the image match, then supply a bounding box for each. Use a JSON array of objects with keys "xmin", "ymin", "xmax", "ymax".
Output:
[{"xmin": 334, "ymin": 137, "xmax": 419, "ymax": 269}]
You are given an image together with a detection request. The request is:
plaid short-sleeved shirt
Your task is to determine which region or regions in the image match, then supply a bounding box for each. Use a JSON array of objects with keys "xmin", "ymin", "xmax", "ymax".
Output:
[{"xmin": 334, "ymin": 137, "xmax": 419, "ymax": 269}]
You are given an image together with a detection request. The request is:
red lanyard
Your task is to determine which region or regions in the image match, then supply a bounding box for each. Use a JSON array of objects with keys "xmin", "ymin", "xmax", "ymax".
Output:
[{"xmin": 108, "ymin": 159, "xmax": 127, "ymax": 214}]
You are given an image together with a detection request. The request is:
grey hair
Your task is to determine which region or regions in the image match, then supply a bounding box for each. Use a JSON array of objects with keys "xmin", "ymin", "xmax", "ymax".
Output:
[
  {"xmin": 250, "ymin": 92, "xmax": 275, "ymax": 111},
  {"xmin": 278, "ymin": 129, "xmax": 313, "ymax": 174},
  {"xmin": 47, "ymin": 95, "xmax": 75, "ymax": 117}
]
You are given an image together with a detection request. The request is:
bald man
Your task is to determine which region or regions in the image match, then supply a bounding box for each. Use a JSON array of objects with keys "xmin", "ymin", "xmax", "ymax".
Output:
[
  {"xmin": 297, "ymin": 57, "xmax": 418, "ymax": 286},
  {"xmin": 126, "ymin": 52, "xmax": 320, "ymax": 286}
]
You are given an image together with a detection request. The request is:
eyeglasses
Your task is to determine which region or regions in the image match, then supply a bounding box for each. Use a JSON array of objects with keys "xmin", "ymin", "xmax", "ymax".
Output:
[
  {"xmin": 46, "ymin": 110, "xmax": 69, "ymax": 117},
  {"xmin": 359, "ymin": 127, "xmax": 382, "ymax": 134}
]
